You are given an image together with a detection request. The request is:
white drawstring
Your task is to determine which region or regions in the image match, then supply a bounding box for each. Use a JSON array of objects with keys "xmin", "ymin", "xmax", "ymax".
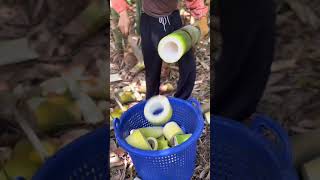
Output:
[{"xmin": 159, "ymin": 16, "xmax": 171, "ymax": 32}]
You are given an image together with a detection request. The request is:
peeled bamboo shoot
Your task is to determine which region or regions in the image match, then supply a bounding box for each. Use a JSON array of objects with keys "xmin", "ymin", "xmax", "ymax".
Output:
[{"xmin": 158, "ymin": 25, "xmax": 200, "ymax": 63}]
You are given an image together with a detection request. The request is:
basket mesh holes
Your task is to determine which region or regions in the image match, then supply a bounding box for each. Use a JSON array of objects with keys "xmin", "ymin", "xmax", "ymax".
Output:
[
  {"xmin": 66, "ymin": 153, "xmax": 106, "ymax": 180},
  {"xmin": 171, "ymin": 104, "xmax": 198, "ymax": 133},
  {"xmin": 122, "ymin": 112, "xmax": 153, "ymax": 139},
  {"xmin": 119, "ymin": 100, "xmax": 201, "ymax": 179}
]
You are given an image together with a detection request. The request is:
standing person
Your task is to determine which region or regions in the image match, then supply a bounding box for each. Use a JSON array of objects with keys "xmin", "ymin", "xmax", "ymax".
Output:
[
  {"xmin": 111, "ymin": 0, "xmax": 209, "ymax": 100},
  {"xmin": 212, "ymin": 0, "xmax": 276, "ymax": 121}
]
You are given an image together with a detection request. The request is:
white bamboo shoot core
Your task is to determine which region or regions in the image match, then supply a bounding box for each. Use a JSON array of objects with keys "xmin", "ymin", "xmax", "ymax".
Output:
[{"xmin": 158, "ymin": 25, "xmax": 200, "ymax": 63}]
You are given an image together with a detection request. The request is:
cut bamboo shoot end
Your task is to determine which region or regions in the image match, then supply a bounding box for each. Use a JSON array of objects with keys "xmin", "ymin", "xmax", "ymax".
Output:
[
  {"xmin": 158, "ymin": 38, "xmax": 183, "ymax": 63},
  {"xmin": 173, "ymin": 134, "xmax": 192, "ymax": 146},
  {"xmin": 125, "ymin": 129, "xmax": 151, "ymax": 150},
  {"xmin": 147, "ymin": 137, "xmax": 158, "ymax": 150},
  {"xmin": 163, "ymin": 122, "xmax": 184, "ymax": 145},
  {"xmin": 144, "ymin": 95, "xmax": 172, "ymax": 125}
]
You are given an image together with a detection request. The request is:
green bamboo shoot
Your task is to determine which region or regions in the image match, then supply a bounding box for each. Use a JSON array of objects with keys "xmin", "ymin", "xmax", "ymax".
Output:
[{"xmin": 158, "ymin": 25, "xmax": 200, "ymax": 63}]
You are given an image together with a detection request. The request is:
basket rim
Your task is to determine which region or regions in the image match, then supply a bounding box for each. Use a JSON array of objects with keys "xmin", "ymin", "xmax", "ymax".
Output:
[{"xmin": 114, "ymin": 97, "xmax": 204, "ymax": 157}]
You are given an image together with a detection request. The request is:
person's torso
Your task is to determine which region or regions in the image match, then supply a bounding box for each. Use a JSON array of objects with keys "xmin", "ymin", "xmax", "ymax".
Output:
[{"xmin": 142, "ymin": 0, "xmax": 179, "ymax": 17}]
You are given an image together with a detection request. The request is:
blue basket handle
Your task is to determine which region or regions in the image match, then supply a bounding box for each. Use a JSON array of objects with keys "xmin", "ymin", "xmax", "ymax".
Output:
[
  {"xmin": 113, "ymin": 118, "xmax": 120, "ymax": 131},
  {"xmin": 250, "ymin": 115, "xmax": 293, "ymax": 168},
  {"xmin": 187, "ymin": 98, "xmax": 202, "ymax": 115}
]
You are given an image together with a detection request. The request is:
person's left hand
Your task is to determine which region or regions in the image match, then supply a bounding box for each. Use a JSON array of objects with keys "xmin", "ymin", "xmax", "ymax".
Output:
[{"xmin": 195, "ymin": 16, "xmax": 209, "ymax": 39}]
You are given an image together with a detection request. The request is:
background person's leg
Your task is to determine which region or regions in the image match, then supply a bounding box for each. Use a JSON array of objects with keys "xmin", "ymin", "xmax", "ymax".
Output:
[{"xmin": 213, "ymin": 0, "xmax": 276, "ymax": 121}]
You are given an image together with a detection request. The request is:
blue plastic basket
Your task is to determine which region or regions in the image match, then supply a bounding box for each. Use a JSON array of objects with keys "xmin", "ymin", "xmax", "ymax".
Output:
[
  {"xmin": 114, "ymin": 97, "xmax": 204, "ymax": 180},
  {"xmin": 32, "ymin": 126, "xmax": 108, "ymax": 180},
  {"xmin": 212, "ymin": 115, "xmax": 299, "ymax": 180}
]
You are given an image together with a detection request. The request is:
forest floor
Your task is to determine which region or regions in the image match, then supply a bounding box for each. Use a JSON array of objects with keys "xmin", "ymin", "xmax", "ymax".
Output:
[{"xmin": 0, "ymin": 0, "xmax": 108, "ymax": 179}]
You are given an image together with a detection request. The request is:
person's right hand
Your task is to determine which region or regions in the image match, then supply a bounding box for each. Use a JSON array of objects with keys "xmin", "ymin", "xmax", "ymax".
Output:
[{"xmin": 118, "ymin": 10, "xmax": 130, "ymax": 37}]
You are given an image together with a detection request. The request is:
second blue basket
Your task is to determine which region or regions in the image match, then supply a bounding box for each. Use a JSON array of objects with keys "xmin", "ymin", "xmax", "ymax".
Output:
[{"xmin": 212, "ymin": 115, "xmax": 299, "ymax": 180}]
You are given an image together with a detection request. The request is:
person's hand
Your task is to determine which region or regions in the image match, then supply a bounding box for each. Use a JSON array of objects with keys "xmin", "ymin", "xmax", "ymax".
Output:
[
  {"xmin": 118, "ymin": 10, "xmax": 130, "ymax": 37},
  {"xmin": 195, "ymin": 16, "xmax": 209, "ymax": 39}
]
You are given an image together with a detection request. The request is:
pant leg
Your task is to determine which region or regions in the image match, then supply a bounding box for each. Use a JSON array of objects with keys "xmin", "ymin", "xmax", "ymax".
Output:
[
  {"xmin": 140, "ymin": 13, "xmax": 162, "ymax": 99},
  {"xmin": 212, "ymin": 0, "xmax": 276, "ymax": 121}
]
